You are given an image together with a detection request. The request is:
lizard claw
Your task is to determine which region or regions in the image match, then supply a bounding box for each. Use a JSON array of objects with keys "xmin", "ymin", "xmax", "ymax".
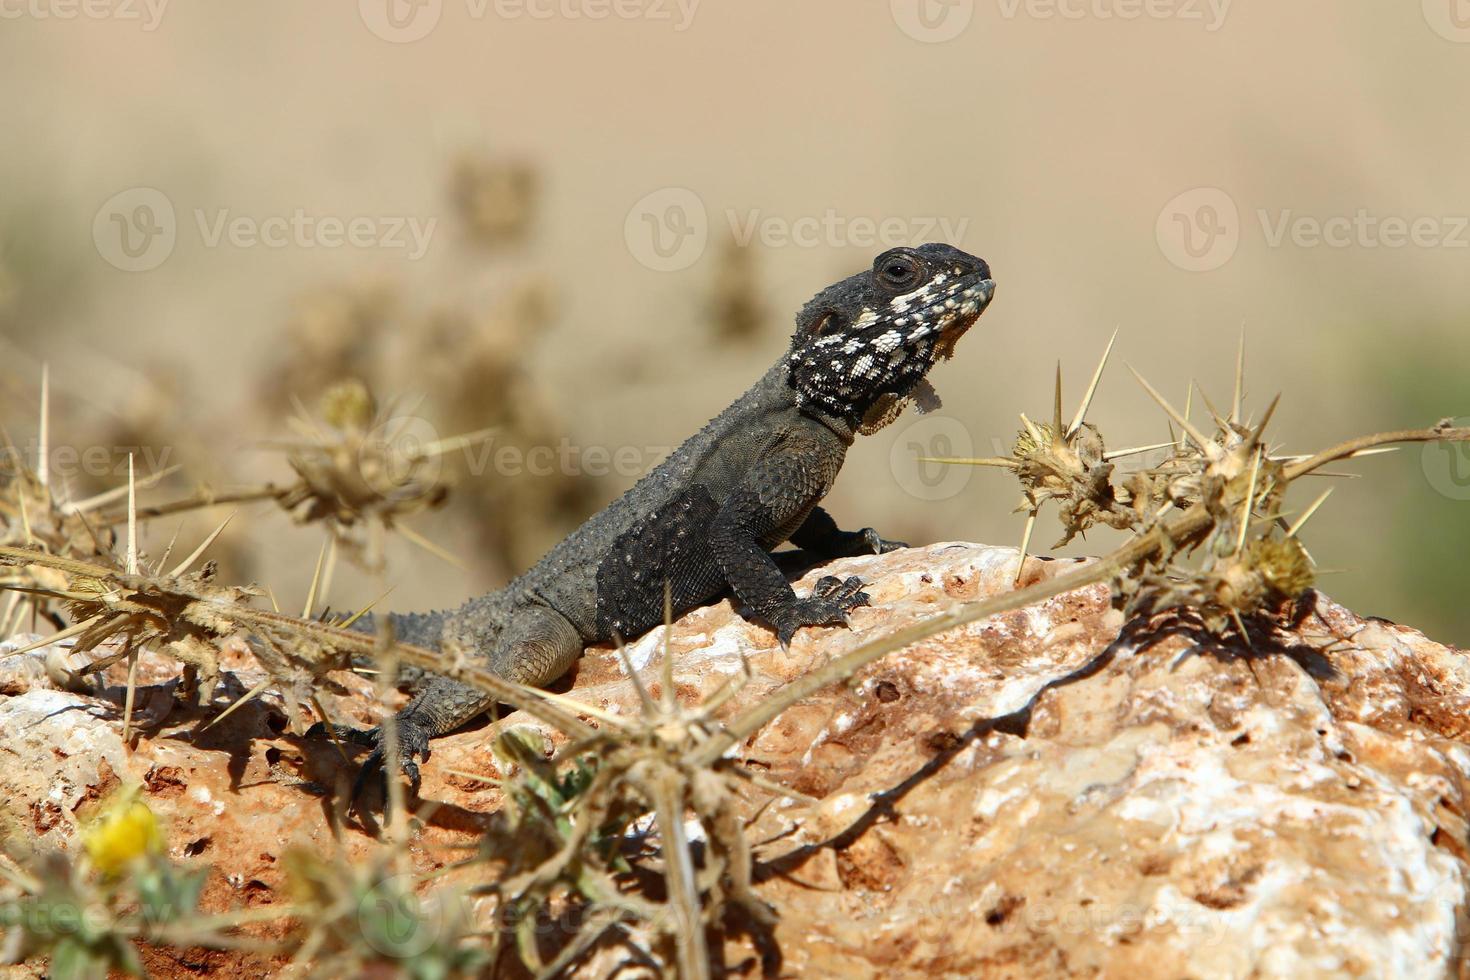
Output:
[
  {"xmin": 860, "ymin": 528, "xmax": 908, "ymax": 554},
  {"xmin": 772, "ymin": 575, "xmax": 871, "ymax": 648},
  {"xmin": 350, "ymin": 721, "xmax": 430, "ymax": 809},
  {"xmin": 307, "ymin": 718, "xmax": 430, "ymax": 810}
]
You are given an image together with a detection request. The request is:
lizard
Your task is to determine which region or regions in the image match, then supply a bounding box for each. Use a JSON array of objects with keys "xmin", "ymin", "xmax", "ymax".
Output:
[{"xmin": 323, "ymin": 243, "xmax": 995, "ymax": 795}]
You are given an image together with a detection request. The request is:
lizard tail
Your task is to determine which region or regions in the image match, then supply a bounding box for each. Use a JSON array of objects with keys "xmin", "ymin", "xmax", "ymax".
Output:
[{"xmin": 343, "ymin": 609, "xmax": 449, "ymax": 684}]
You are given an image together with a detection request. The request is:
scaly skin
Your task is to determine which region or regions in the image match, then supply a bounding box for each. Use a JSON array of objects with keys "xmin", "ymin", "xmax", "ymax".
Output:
[{"xmin": 326, "ymin": 243, "xmax": 995, "ymax": 797}]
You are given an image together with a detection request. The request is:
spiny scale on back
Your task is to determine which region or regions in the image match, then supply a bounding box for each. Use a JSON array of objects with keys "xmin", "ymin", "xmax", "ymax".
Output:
[{"xmin": 329, "ymin": 243, "xmax": 995, "ymax": 802}]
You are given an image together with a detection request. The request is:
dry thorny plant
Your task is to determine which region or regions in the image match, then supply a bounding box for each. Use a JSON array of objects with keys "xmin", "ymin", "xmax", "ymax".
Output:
[{"xmin": 1, "ymin": 336, "xmax": 1469, "ymax": 978}]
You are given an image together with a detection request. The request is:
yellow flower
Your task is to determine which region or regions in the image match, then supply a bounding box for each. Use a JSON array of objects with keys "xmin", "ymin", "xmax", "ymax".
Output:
[{"xmin": 83, "ymin": 791, "xmax": 164, "ymax": 876}]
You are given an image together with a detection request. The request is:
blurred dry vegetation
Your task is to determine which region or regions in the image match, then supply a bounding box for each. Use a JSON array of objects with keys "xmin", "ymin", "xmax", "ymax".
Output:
[
  {"xmin": 2, "ymin": 4, "xmax": 1468, "ymax": 645},
  {"xmin": 0, "ymin": 146, "xmax": 790, "ymax": 628}
]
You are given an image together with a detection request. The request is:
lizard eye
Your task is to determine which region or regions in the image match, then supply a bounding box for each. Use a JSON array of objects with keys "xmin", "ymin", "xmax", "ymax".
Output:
[{"xmin": 874, "ymin": 250, "xmax": 924, "ymax": 292}]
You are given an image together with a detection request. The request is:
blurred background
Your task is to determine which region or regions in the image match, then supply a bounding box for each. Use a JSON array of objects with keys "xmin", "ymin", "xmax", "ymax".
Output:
[{"xmin": 1, "ymin": 1, "xmax": 1467, "ymax": 641}]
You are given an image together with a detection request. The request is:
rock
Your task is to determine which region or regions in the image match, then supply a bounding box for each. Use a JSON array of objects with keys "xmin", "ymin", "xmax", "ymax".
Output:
[{"xmin": 1, "ymin": 542, "xmax": 1468, "ymax": 978}]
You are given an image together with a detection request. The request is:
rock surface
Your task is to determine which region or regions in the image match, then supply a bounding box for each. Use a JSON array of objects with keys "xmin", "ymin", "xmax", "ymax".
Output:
[{"xmin": 2, "ymin": 542, "xmax": 1469, "ymax": 977}]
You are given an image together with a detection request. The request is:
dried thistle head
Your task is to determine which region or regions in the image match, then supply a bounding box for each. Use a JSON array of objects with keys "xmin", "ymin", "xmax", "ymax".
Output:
[
  {"xmin": 279, "ymin": 383, "xmax": 451, "ymax": 540},
  {"xmin": 317, "ymin": 379, "xmax": 375, "ymax": 433},
  {"xmin": 1012, "ymin": 417, "xmax": 1136, "ymax": 546},
  {"xmin": 1247, "ymin": 536, "xmax": 1315, "ymax": 600},
  {"xmin": 449, "ymin": 154, "xmax": 537, "ymax": 247},
  {"xmin": 709, "ymin": 238, "xmax": 766, "ymax": 344},
  {"xmin": 1122, "ymin": 531, "xmax": 1315, "ymax": 636}
]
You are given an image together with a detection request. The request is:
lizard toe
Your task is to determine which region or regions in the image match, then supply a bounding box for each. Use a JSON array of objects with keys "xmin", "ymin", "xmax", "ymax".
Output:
[
  {"xmin": 306, "ymin": 721, "xmax": 378, "ymax": 748},
  {"xmin": 861, "ymin": 528, "xmax": 908, "ymax": 554},
  {"xmin": 813, "ymin": 575, "xmax": 870, "ymax": 611},
  {"xmin": 348, "ymin": 722, "xmax": 431, "ymax": 811}
]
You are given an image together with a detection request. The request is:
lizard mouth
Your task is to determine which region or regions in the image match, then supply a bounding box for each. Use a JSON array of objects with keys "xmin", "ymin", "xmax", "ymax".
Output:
[{"xmin": 933, "ymin": 277, "xmax": 995, "ymax": 362}]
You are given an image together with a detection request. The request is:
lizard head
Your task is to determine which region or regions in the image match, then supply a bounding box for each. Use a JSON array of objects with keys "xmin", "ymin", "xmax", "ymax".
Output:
[{"xmin": 786, "ymin": 243, "xmax": 995, "ymax": 431}]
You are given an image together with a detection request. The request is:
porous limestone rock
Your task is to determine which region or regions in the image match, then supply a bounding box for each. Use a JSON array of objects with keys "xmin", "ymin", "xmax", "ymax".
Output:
[{"xmin": 1, "ymin": 542, "xmax": 1467, "ymax": 978}]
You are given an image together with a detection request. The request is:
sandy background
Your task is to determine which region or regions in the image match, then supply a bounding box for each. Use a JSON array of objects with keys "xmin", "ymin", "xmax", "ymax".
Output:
[{"xmin": 1, "ymin": 0, "xmax": 1466, "ymax": 640}]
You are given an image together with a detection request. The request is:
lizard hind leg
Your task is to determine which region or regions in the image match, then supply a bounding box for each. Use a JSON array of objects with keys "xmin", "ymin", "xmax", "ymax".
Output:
[
  {"xmin": 327, "ymin": 607, "xmax": 584, "ymax": 810},
  {"xmin": 490, "ymin": 604, "xmax": 586, "ymax": 689}
]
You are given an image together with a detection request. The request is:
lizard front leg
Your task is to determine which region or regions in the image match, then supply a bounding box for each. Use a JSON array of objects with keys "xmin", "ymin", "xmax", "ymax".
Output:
[
  {"xmin": 790, "ymin": 505, "xmax": 908, "ymax": 559},
  {"xmin": 709, "ymin": 429, "xmax": 871, "ymax": 647}
]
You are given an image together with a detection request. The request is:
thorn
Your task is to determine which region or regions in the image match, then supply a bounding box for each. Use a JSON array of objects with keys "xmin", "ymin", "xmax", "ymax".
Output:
[
  {"xmin": 1231, "ymin": 609, "xmax": 1254, "ymax": 650},
  {"xmin": 287, "ymin": 393, "xmax": 327, "ymax": 444},
  {"xmin": 1102, "ymin": 441, "xmax": 1176, "ymax": 462},
  {"xmin": 1251, "ymin": 393, "xmax": 1282, "ymax": 445},
  {"xmin": 613, "ymin": 636, "xmax": 658, "ymax": 716},
  {"xmin": 439, "ymin": 767, "xmax": 503, "ymax": 788},
  {"xmin": 155, "ymin": 522, "xmax": 183, "ymax": 575},
  {"xmin": 417, "ymin": 427, "xmax": 498, "ymax": 460},
  {"xmin": 1014, "ymin": 511, "xmax": 1037, "ymax": 587},
  {"xmin": 36, "ymin": 364, "xmax": 49, "ymax": 489},
  {"xmin": 535, "ymin": 689, "xmax": 628, "ymax": 728},
  {"xmin": 1129, "ymin": 366, "xmax": 1213, "ymax": 451},
  {"xmin": 64, "ymin": 465, "xmax": 182, "ymax": 516},
  {"xmin": 1019, "ymin": 412, "xmax": 1047, "ymax": 447},
  {"xmin": 1195, "ymin": 383, "xmax": 1228, "ymax": 428},
  {"xmin": 340, "ymin": 588, "xmax": 394, "ymax": 629},
  {"xmin": 167, "ymin": 511, "xmax": 236, "ymax": 578},
  {"xmin": 660, "ymin": 579, "xmax": 676, "ymax": 714},
  {"xmin": 201, "ymin": 678, "xmax": 271, "ymax": 732},
  {"xmin": 1, "ymin": 590, "xmax": 21, "ymax": 639},
  {"xmin": 310, "ymin": 695, "xmax": 352, "ymax": 765},
  {"xmin": 1052, "ymin": 362, "xmax": 1065, "ymax": 448},
  {"xmin": 917, "ymin": 455, "xmax": 1019, "ymax": 468},
  {"xmin": 1068, "ymin": 327, "xmax": 1117, "ymax": 438},
  {"xmin": 126, "ymin": 455, "xmax": 138, "ymax": 576},
  {"xmin": 1234, "ymin": 449, "xmax": 1262, "ymax": 557},
  {"xmin": 0, "ymin": 616, "xmax": 100, "ymax": 661},
  {"xmin": 322, "ymin": 537, "xmax": 339, "ymax": 611},
  {"xmin": 17, "ymin": 483, "xmax": 32, "ymax": 546},
  {"xmin": 1232, "ymin": 329, "xmax": 1246, "ymax": 425},
  {"xmin": 1286, "ymin": 488, "xmax": 1333, "ymax": 538},
  {"xmin": 122, "ymin": 643, "xmax": 139, "ymax": 744},
  {"xmin": 303, "ymin": 540, "xmax": 329, "ymax": 619},
  {"xmin": 396, "ymin": 524, "xmax": 467, "ymax": 571}
]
